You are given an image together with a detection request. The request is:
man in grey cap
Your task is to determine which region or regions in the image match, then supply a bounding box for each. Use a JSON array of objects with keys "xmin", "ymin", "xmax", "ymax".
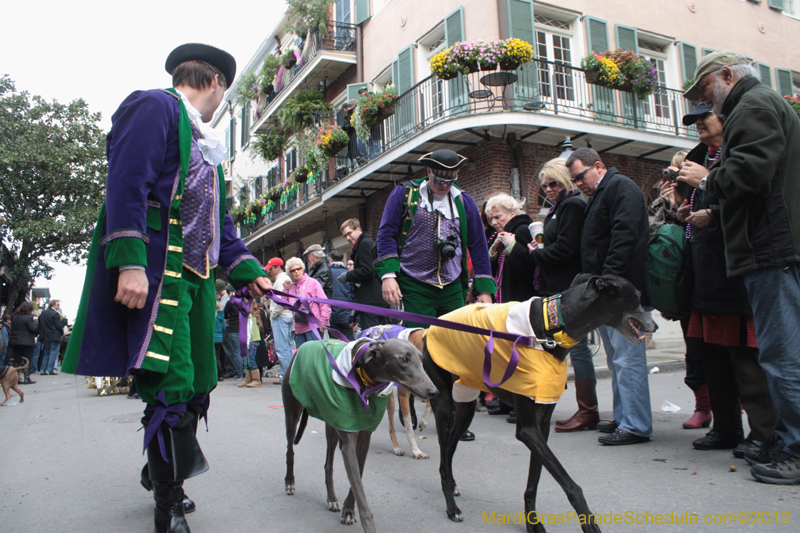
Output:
[
  {"xmin": 304, "ymin": 244, "xmax": 333, "ymax": 298},
  {"xmin": 680, "ymin": 50, "xmax": 800, "ymax": 485}
]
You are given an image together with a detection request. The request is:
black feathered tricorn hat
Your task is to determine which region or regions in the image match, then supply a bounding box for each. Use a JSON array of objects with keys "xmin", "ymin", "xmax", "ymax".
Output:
[
  {"xmin": 418, "ymin": 150, "xmax": 469, "ymax": 181},
  {"xmin": 165, "ymin": 43, "xmax": 236, "ymax": 86}
]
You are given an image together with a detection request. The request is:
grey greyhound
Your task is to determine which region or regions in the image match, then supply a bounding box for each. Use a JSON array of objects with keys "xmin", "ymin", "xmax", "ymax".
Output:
[
  {"xmin": 282, "ymin": 337, "xmax": 438, "ymax": 533},
  {"xmin": 422, "ymin": 274, "xmax": 657, "ymax": 533}
]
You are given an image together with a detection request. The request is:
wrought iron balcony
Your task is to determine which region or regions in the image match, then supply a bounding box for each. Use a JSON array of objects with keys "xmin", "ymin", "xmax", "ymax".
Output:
[
  {"xmin": 240, "ymin": 59, "xmax": 697, "ymax": 239},
  {"xmin": 252, "ymin": 21, "xmax": 358, "ymax": 133}
]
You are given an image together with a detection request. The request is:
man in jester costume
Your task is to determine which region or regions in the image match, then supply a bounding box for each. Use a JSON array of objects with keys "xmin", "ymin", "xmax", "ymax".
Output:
[
  {"xmin": 375, "ymin": 149, "xmax": 495, "ymax": 440},
  {"xmin": 61, "ymin": 43, "xmax": 272, "ymax": 533}
]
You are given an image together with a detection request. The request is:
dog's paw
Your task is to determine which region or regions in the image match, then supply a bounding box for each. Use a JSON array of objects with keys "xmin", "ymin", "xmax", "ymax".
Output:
[
  {"xmin": 341, "ymin": 509, "xmax": 357, "ymax": 525},
  {"xmin": 453, "ymin": 484, "xmax": 460, "ymax": 497},
  {"xmin": 392, "ymin": 447, "xmax": 405, "ymax": 456},
  {"xmin": 418, "ymin": 420, "xmax": 428, "ymax": 431},
  {"xmin": 412, "ymin": 451, "xmax": 429, "ymax": 459},
  {"xmin": 327, "ymin": 500, "xmax": 340, "ymax": 512},
  {"xmin": 447, "ymin": 508, "xmax": 464, "ymax": 522},
  {"xmin": 285, "ymin": 483, "xmax": 295, "ymax": 496}
]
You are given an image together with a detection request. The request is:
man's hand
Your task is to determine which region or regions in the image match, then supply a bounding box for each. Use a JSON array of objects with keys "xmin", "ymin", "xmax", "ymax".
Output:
[
  {"xmin": 382, "ymin": 277, "xmax": 403, "ymax": 307},
  {"xmin": 248, "ymin": 276, "xmax": 273, "ymax": 297},
  {"xmin": 115, "ymin": 269, "xmax": 149, "ymax": 310},
  {"xmin": 476, "ymin": 293, "xmax": 493, "ymax": 304},
  {"xmin": 676, "ymin": 199, "xmax": 691, "ymax": 223},
  {"xmin": 527, "ymin": 241, "xmax": 539, "ymax": 252},
  {"xmin": 677, "ymin": 161, "xmax": 709, "ymax": 189},
  {"xmin": 686, "ymin": 209, "xmax": 711, "ymax": 228}
]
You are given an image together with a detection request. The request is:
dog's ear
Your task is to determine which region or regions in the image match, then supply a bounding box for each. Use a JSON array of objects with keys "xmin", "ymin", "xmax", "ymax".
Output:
[
  {"xmin": 598, "ymin": 275, "xmax": 622, "ymax": 295},
  {"xmin": 570, "ymin": 273, "xmax": 594, "ymax": 288},
  {"xmin": 579, "ymin": 275, "xmax": 603, "ymax": 299},
  {"xmin": 361, "ymin": 340, "xmax": 384, "ymax": 365}
]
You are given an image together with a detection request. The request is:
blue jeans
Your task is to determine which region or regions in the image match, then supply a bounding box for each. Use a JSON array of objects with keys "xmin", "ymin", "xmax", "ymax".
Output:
[
  {"xmin": 30, "ymin": 341, "xmax": 42, "ymax": 373},
  {"xmin": 247, "ymin": 341, "xmax": 261, "ymax": 372},
  {"xmin": 743, "ymin": 263, "xmax": 800, "ymax": 457},
  {"xmin": 226, "ymin": 332, "xmax": 243, "ymax": 378},
  {"xmin": 568, "ymin": 336, "xmax": 595, "ymax": 380},
  {"xmin": 41, "ymin": 341, "xmax": 61, "ymax": 374},
  {"xmin": 270, "ymin": 316, "xmax": 294, "ymax": 377},
  {"xmin": 294, "ymin": 330, "xmax": 318, "ymax": 350},
  {"xmin": 598, "ymin": 325, "xmax": 653, "ymax": 437}
]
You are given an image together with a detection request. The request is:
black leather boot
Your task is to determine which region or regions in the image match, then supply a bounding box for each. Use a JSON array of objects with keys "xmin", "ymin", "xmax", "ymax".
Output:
[
  {"xmin": 143, "ymin": 409, "xmax": 208, "ymax": 532},
  {"xmin": 141, "ymin": 464, "xmax": 196, "ymax": 513}
]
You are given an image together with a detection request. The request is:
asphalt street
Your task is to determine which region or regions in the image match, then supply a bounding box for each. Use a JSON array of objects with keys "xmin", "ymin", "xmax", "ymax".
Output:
[{"xmin": 2, "ymin": 343, "xmax": 798, "ymax": 533}]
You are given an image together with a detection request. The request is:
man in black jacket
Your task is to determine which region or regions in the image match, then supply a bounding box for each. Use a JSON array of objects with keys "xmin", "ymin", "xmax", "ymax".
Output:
[
  {"xmin": 39, "ymin": 300, "xmax": 67, "ymax": 375},
  {"xmin": 567, "ymin": 148, "xmax": 652, "ymax": 446},
  {"xmin": 339, "ymin": 218, "xmax": 390, "ymax": 329},
  {"xmin": 682, "ymin": 51, "xmax": 800, "ymax": 484},
  {"xmin": 303, "ymin": 244, "xmax": 333, "ymax": 298}
]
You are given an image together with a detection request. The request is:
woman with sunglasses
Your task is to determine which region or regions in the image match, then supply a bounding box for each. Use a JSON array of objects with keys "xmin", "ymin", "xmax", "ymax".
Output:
[
  {"xmin": 527, "ymin": 158, "xmax": 596, "ymax": 432},
  {"xmin": 285, "ymin": 257, "xmax": 331, "ymax": 349}
]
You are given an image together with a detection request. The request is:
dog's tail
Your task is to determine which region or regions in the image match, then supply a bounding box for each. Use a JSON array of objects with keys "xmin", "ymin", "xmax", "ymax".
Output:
[
  {"xmin": 13, "ymin": 357, "xmax": 29, "ymax": 371},
  {"xmin": 293, "ymin": 409, "xmax": 309, "ymax": 445}
]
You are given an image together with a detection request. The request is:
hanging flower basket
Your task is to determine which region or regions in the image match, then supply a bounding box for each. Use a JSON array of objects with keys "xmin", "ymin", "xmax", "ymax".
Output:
[
  {"xmin": 499, "ymin": 60, "xmax": 521, "ymax": 72},
  {"xmin": 581, "ymin": 49, "xmax": 659, "ymax": 99},
  {"xmin": 295, "ymin": 166, "xmax": 309, "ymax": 183},
  {"xmin": 479, "ymin": 60, "xmax": 498, "ymax": 72},
  {"xmin": 379, "ymin": 102, "xmax": 396, "ymax": 118},
  {"xmin": 430, "ymin": 38, "xmax": 532, "ymax": 81}
]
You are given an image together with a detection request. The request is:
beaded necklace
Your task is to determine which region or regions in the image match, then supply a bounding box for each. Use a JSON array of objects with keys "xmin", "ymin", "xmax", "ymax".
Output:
[
  {"xmin": 490, "ymin": 231, "xmax": 506, "ymax": 303},
  {"xmin": 686, "ymin": 146, "xmax": 720, "ymax": 239}
]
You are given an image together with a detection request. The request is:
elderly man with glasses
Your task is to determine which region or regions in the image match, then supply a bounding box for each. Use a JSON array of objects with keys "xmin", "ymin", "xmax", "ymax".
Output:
[{"xmin": 566, "ymin": 147, "xmax": 652, "ymax": 446}]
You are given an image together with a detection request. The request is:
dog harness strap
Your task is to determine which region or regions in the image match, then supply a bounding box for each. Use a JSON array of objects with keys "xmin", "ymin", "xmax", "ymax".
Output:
[
  {"xmin": 482, "ymin": 331, "xmax": 523, "ymax": 388},
  {"xmin": 143, "ymin": 390, "xmax": 187, "ymax": 462},
  {"xmin": 540, "ymin": 296, "xmax": 580, "ymax": 349}
]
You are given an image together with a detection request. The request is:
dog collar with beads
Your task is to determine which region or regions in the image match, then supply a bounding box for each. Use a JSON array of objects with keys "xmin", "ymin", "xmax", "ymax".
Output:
[
  {"xmin": 352, "ymin": 341, "xmax": 381, "ymax": 389},
  {"xmin": 542, "ymin": 295, "xmax": 580, "ymax": 349}
]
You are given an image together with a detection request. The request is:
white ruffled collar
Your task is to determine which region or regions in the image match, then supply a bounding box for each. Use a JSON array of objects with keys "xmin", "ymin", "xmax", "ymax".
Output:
[
  {"xmin": 418, "ymin": 181, "xmax": 462, "ymax": 220},
  {"xmin": 174, "ymin": 89, "xmax": 227, "ymax": 167}
]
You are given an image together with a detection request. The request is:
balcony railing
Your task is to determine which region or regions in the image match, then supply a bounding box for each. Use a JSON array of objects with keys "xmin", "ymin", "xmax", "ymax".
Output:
[
  {"xmin": 254, "ymin": 22, "xmax": 357, "ymax": 125},
  {"xmin": 241, "ymin": 59, "xmax": 696, "ymax": 238}
]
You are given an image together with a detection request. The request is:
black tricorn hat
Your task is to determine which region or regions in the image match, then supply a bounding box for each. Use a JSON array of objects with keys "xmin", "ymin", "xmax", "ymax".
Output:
[
  {"xmin": 418, "ymin": 150, "xmax": 468, "ymax": 181},
  {"xmin": 165, "ymin": 43, "xmax": 237, "ymax": 87}
]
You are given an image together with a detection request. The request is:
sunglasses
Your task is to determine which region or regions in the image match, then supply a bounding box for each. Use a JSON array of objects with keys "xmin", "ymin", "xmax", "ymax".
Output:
[
  {"xmin": 570, "ymin": 167, "xmax": 591, "ymax": 183},
  {"xmin": 543, "ymin": 181, "xmax": 561, "ymax": 190},
  {"xmin": 289, "ymin": 267, "xmax": 303, "ymax": 273}
]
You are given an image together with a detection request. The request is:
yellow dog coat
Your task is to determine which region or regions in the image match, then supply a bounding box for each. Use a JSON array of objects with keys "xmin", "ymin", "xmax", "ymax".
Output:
[{"xmin": 426, "ymin": 301, "xmax": 567, "ymax": 403}]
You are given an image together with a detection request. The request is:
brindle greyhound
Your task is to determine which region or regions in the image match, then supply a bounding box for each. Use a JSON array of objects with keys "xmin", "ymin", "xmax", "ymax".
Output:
[
  {"xmin": 283, "ymin": 337, "xmax": 438, "ymax": 533},
  {"xmin": 423, "ymin": 274, "xmax": 657, "ymax": 533}
]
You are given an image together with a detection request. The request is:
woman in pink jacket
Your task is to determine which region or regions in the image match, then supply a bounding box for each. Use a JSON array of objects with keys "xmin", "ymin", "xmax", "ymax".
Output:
[{"xmin": 285, "ymin": 257, "xmax": 331, "ymax": 348}]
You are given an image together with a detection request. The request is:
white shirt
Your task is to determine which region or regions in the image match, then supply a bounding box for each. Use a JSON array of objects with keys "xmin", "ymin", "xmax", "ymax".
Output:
[{"xmin": 174, "ymin": 89, "xmax": 226, "ymax": 167}]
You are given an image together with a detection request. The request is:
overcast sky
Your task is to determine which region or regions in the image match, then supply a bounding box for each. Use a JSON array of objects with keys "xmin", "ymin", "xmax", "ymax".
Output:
[{"xmin": 2, "ymin": 0, "xmax": 285, "ymax": 319}]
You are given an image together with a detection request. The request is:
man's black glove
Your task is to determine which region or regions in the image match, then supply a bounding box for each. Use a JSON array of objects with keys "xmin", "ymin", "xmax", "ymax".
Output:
[{"xmin": 337, "ymin": 272, "xmax": 348, "ymax": 285}]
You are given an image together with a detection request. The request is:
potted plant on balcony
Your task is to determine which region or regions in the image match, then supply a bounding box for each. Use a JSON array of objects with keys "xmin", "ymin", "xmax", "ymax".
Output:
[
  {"xmin": 294, "ymin": 165, "xmax": 310, "ymax": 183},
  {"xmin": 282, "ymin": 47, "xmax": 300, "ymax": 69},
  {"xmin": 581, "ymin": 49, "xmax": 659, "ymax": 99},
  {"xmin": 230, "ymin": 205, "xmax": 246, "ymax": 225},
  {"xmin": 268, "ymin": 184, "xmax": 282, "ymax": 202},
  {"xmin": 285, "ymin": 0, "xmax": 335, "ymax": 38},
  {"xmin": 234, "ymin": 70, "xmax": 260, "ymax": 107},
  {"xmin": 277, "ymin": 89, "xmax": 333, "ymax": 134},
  {"xmin": 430, "ymin": 48, "xmax": 462, "ymax": 81},
  {"xmin": 498, "ymin": 38, "xmax": 534, "ymax": 71},
  {"xmin": 259, "ymin": 54, "xmax": 281, "ymax": 95},
  {"xmin": 315, "ymin": 123, "xmax": 350, "ymax": 158},
  {"xmin": 450, "ymin": 41, "xmax": 480, "ymax": 74},
  {"xmin": 251, "ymin": 130, "xmax": 286, "ymax": 162},
  {"xmin": 351, "ymin": 84, "xmax": 399, "ymax": 142},
  {"xmin": 476, "ymin": 40, "xmax": 502, "ymax": 71}
]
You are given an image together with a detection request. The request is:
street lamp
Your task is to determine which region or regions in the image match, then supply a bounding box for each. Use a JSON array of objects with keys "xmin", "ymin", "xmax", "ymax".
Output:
[{"xmin": 559, "ymin": 136, "xmax": 573, "ymax": 160}]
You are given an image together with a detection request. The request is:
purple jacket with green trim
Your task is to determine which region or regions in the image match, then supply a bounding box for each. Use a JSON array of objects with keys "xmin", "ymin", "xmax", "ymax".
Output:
[{"xmin": 63, "ymin": 90, "xmax": 263, "ymax": 378}]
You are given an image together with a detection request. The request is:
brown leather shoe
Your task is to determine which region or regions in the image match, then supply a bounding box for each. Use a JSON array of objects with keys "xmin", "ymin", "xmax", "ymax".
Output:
[{"xmin": 555, "ymin": 379, "xmax": 599, "ymax": 432}]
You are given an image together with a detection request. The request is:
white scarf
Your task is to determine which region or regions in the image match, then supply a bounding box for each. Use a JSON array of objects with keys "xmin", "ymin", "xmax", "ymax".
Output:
[{"xmin": 174, "ymin": 89, "xmax": 227, "ymax": 167}]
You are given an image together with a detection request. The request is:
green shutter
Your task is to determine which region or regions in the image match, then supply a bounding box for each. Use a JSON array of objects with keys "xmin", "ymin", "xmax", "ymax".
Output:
[
  {"xmin": 768, "ymin": 0, "xmax": 785, "ymax": 10},
  {"xmin": 506, "ymin": 0, "xmax": 539, "ymax": 108},
  {"xmin": 702, "ymin": 48, "xmax": 715, "ymax": 57},
  {"xmin": 355, "ymin": 0, "xmax": 370, "ymax": 24},
  {"xmin": 225, "ymin": 127, "xmax": 231, "ymax": 160},
  {"xmin": 614, "ymin": 25, "xmax": 638, "ymax": 53},
  {"xmin": 586, "ymin": 17, "xmax": 615, "ymax": 123},
  {"xmin": 241, "ymin": 101, "xmax": 250, "ymax": 147},
  {"xmin": 680, "ymin": 43, "xmax": 697, "ymax": 83},
  {"xmin": 776, "ymin": 68, "xmax": 794, "ymax": 96},
  {"xmin": 443, "ymin": 7, "xmax": 468, "ymax": 114},
  {"xmin": 347, "ymin": 83, "xmax": 369, "ymax": 101},
  {"xmin": 757, "ymin": 63, "xmax": 772, "ymax": 88},
  {"xmin": 444, "ymin": 6, "xmax": 464, "ymax": 47},
  {"xmin": 394, "ymin": 46, "xmax": 416, "ymax": 139}
]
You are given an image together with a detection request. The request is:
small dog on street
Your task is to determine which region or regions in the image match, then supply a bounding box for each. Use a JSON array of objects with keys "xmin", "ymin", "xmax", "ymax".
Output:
[{"xmin": 1, "ymin": 357, "xmax": 28, "ymax": 406}]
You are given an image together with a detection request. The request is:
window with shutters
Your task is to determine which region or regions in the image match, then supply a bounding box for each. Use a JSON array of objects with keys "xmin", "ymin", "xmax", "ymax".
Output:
[
  {"xmin": 228, "ymin": 117, "xmax": 236, "ymax": 160},
  {"xmin": 636, "ymin": 38, "xmax": 669, "ymax": 119},
  {"xmin": 251, "ymin": 175, "xmax": 262, "ymax": 199},
  {"xmin": 534, "ymin": 15, "xmax": 575, "ymax": 101},
  {"xmin": 285, "ymin": 148, "xmax": 297, "ymax": 179},
  {"xmin": 240, "ymin": 101, "xmax": 250, "ymax": 149},
  {"xmin": 266, "ymin": 165, "xmax": 280, "ymax": 190},
  {"xmin": 783, "ymin": 0, "xmax": 800, "ymax": 15}
]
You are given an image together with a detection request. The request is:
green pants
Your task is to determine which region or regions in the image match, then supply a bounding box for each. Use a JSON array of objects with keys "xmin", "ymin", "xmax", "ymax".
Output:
[
  {"xmin": 397, "ymin": 272, "xmax": 466, "ymax": 329},
  {"xmin": 137, "ymin": 268, "xmax": 218, "ymax": 405}
]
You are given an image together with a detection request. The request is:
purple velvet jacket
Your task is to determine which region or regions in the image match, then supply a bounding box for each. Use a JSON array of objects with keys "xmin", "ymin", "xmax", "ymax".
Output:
[{"xmin": 64, "ymin": 90, "xmax": 261, "ymax": 377}]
